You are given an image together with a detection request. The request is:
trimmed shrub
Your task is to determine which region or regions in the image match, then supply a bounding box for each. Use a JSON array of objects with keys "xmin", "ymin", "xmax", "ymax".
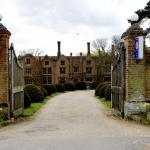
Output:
[
  {"xmin": 75, "ymin": 81, "xmax": 86, "ymax": 90},
  {"xmin": 90, "ymin": 82, "xmax": 99, "ymax": 89},
  {"xmin": 39, "ymin": 86, "xmax": 48, "ymax": 97},
  {"xmin": 64, "ymin": 83, "xmax": 75, "ymax": 91},
  {"xmin": 42, "ymin": 84, "xmax": 53, "ymax": 95},
  {"xmin": 55, "ymin": 84, "xmax": 65, "ymax": 92},
  {"xmin": 24, "ymin": 84, "xmax": 44, "ymax": 103},
  {"xmin": 99, "ymin": 84, "xmax": 110, "ymax": 98},
  {"xmin": 95, "ymin": 82, "xmax": 109, "ymax": 96},
  {"xmin": 51, "ymin": 84, "xmax": 56, "ymax": 94},
  {"xmin": 43, "ymin": 84, "xmax": 56, "ymax": 95},
  {"xmin": 24, "ymin": 90, "xmax": 31, "ymax": 108},
  {"xmin": 104, "ymin": 84, "xmax": 111, "ymax": 101}
]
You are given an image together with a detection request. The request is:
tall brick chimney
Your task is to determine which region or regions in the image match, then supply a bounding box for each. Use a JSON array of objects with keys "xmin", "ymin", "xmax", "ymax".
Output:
[
  {"xmin": 57, "ymin": 41, "xmax": 61, "ymax": 57},
  {"xmin": 0, "ymin": 19, "xmax": 11, "ymax": 118},
  {"xmin": 87, "ymin": 42, "xmax": 91, "ymax": 56}
]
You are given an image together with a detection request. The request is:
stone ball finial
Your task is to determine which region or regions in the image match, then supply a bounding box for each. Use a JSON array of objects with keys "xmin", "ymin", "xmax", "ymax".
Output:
[
  {"xmin": 128, "ymin": 13, "xmax": 139, "ymax": 24},
  {"xmin": 130, "ymin": 13, "xmax": 139, "ymax": 22},
  {"xmin": 0, "ymin": 14, "xmax": 3, "ymax": 21}
]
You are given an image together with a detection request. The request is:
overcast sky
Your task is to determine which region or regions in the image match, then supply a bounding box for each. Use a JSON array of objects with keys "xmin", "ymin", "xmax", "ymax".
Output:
[{"xmin": 0, "ymin": 0, "xmax": 149, "ymax": 56}]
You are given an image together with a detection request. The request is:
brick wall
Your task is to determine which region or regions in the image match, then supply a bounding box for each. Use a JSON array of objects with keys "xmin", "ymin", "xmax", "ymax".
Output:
[
  {"xmin": 20, "ymin": 54, "xmax": 111, "ymax": 85},
  {"xmin": 145, "ymin": 50, "xmax": 150, "ymax": 101},
  {"xmin": 0, "ymin": 23, "xmax": 11, "ymax": 117},
  {"xmin": 122, "ymin": 23, "xmax": 149, "ymax": 116},
  {"xmin": 123, "ymin": 24, "xmax": 146, "ymax": 102}
]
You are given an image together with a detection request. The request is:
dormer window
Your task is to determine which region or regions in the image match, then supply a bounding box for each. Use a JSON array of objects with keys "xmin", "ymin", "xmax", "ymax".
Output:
[{"xmin": 61, "ymin": 60, "xmax": 65, "ymax": 65}]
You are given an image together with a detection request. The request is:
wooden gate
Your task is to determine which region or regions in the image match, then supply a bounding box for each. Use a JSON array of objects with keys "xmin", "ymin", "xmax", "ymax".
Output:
[
  {"xmin": 111, "ymin": 43, "xmax": 125, "ymax": 118},
  {"xmin": 9, "ymin": 43, "xmax": 24, "ymax": 117}
]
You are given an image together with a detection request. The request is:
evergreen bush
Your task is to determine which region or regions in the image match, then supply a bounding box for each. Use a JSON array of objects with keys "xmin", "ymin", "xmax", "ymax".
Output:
[
  {"xmin": 51, "ymin": 84, "xmax": 56, "ymax": 94},
  {"xmin": 24, "ymin": 84, "xmax": 44, "ymax": 103},
  {"xmin": 55, "ymin": 84, "xmax": 65, "ymax": 92},
  {"xmin": 75, "ymin": 81, "xmax": 87, "ymax": 90},
  {"xmin": 95, "ymin": 82, "xmax": 108, "ymax": 96},
  {"xmin": 42, "ymin": 84, "xmax": 52, "ymax": 95},
  {"xmin": 99, "ymin": 84, "xmax": 110, "ymax": 98},
  {"xmin": 64, "ymin": 83, "xmax": 75, "ymax": 91},
  {"xmin": 104, "ymin": 84, "xmax": 111, "ymax": 101},
  {"xmin": 90, "ymin": 82, "xmax": 99, "ymax": 89},
  {"xmin": 24, "ymin": 90, "xmax": 31, "ymax": 108},
  {"xmin": 39, "ymin": 86, "xmax": 48, "ymax": 97}
]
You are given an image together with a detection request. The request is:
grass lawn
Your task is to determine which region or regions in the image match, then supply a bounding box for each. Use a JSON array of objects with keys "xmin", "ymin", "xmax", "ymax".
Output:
[
  {"xmin": 96, "ymin": 97, "xmax": 111, "ymax": 108},
  {"xmin": 22, "ymin": 93, "xmax": 59, "ymax": 117},
  {"xmin": 0, "ymin": 111, "xmax": 13, "ymax": 126}
]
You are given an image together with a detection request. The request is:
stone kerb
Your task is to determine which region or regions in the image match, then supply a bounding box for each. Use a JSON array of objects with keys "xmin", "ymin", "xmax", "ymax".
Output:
[{"xmin": 122, "ymin": 23, "xmax": 147, "ymax": 117}]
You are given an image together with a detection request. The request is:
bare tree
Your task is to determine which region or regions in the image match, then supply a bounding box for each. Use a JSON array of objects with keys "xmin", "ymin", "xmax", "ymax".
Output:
[
  {"xmin": 19, "ymin": 49, "xmax": 43, "ymax": 56},
  {"xmin": 112, "ymin": 35, "xmax": 121, "ymax": 55},
  {"xmin": 92, "ymin": 38, "xmax": 108, "ymax": 51}
]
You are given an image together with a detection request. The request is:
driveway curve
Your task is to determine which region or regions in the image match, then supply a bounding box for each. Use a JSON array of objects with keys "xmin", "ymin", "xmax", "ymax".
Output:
[{"xmin": 0, "ymin": 90, "xmax": 150, "ymax": 150}]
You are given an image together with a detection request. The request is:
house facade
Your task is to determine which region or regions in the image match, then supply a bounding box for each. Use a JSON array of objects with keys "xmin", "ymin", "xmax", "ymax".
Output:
[{"xmin": 19, "ymin": 42, "xmax": 111, "ymax": 85}]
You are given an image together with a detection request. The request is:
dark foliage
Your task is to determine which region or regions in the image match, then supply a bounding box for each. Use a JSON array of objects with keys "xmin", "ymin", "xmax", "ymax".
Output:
[
  {"xmin": 95, "ymin": 82, "xmax": 110, "ymax": 96},
  {"xmin": 24, "ymin": 84, "xmax": 44, "ymax": 103},
  {"xmin": 55, "ymin": 84, "xmax": 65, "ymax": 92},
  {"xmin": 24, "ymin": 90, "xmax": 31, "ymax": 108},
  {"xmin": 99, "ymin": 84, "xmax": 109, "ymax": 98},
  {"xmin": 42, "ymin": 84, "xmax": 51, "ymax": 95},
  {"xmin": 104, "ymin": 84, "xmax": 111, "ymax": 101},
  {"xmin": 64, "ymin": 83, "xmax": 75, "ymax": 91},
  {"xmin": 39, "ymin": 86, "xmax": 48, "ymax": 97},
  {"xmin": 75, "ymin": 81, "xmax": 87, "ymax": 90},
  {"xmin": 136, "ymin": 1, "xmax": 150, "ymax": 22},
  {"xmin": 90, "ymin": 82, "xmax": 99, "ymax": 89},
  {"xmin": 50, "ymin": 84, "xmax": 56, "ymax": 94}
]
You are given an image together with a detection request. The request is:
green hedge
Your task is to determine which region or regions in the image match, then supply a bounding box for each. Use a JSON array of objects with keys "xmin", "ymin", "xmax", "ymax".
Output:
[
  {"xmin": 99, "ymin": 84, "xmax": 109, "ymax": 98},
  {"xmin": 64, "ymin": 83, "xmax": 75, "ymax": 91},
  {"xmin": 24, "ymin": 84, "xmax": 44, "ymax": 103},
  {"xmin": 104, "ymin": 84, "xmax": 111, "ymax": 101},
  {"xmin": 75, "ymin": 81, "xmax": 86, "ymax": 90},
  {"xmin": 42, "ymin": 84, "xmax": 52, "ymax": 95},
  {"xmin": 90, "ymin": 82, "xmax": 99, "ymax": 89},
  {"xmin": 24, "ymin": 90, "xmax": 31, "ymax": 108},
  {"xmin": 95, "ymin": 82, "xmax": 111, "ymax": 100},
  {"xmin": 95, "ymin": 82, "xmax": 109, "ymax": 96},
  {"xmin": 55, "ymin": 84, "xmax": 65, "ymax": 92},
  {"xmin": 51, "ymin": 84, "xmax": 56, "ymax": 94},
  {"xmin": 39, "ymin": 86, "xmax": 48, "ymax": 97}
]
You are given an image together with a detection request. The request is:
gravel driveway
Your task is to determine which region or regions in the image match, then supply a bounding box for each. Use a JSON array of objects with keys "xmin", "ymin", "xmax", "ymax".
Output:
[{"xmin": 0, "ymin": 90, "xmax": 150, "ymax": 150}]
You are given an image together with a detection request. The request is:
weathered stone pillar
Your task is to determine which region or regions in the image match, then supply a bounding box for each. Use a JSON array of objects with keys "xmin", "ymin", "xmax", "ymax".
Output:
[
  {"xmin": 0, "ymin": 22, "xmax": 11, "ymax": 118},
  {"xmin": 122, "ymin": 23, "xmax": 146, "ymax": 116}
]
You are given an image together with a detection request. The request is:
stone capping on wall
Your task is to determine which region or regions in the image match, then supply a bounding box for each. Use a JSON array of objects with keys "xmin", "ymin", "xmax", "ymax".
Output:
[
  {"xmin": 0, "ymin": 23, "xmax": 11, "ymax": 36},
  {"xmin": 122, "ymin": 23, "xmax": 146, "ymax": 38}
]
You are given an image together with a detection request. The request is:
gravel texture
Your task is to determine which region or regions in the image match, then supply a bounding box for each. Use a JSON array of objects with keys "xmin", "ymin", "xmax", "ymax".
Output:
[{"xmin": 0, "ymin": 90, "xmax": 150, "ymax": 150}]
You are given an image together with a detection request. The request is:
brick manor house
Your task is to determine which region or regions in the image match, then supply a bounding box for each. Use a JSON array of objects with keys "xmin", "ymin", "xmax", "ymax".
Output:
[{"xmin": 19, "ymin": 42, "xmax": 111, "ymax": 85}]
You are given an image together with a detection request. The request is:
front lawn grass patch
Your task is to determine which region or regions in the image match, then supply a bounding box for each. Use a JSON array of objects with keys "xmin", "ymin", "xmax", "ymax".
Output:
[{"xmin": 96, "ymin": 97, "xmax": 111, "ymax": 108}]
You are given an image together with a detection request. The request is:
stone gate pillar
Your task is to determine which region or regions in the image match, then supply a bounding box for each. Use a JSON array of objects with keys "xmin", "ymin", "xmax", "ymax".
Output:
[
  {"xmin": 122, "ymin": 23, "xmax": 146, "ymax": 116},
  {"xmin": 0, "ymin": 21, "xmax": 11, "ymax": 118},
  {"xmin": 122, "ymin": 23, "xmax": 145, "ymax": 116}
]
